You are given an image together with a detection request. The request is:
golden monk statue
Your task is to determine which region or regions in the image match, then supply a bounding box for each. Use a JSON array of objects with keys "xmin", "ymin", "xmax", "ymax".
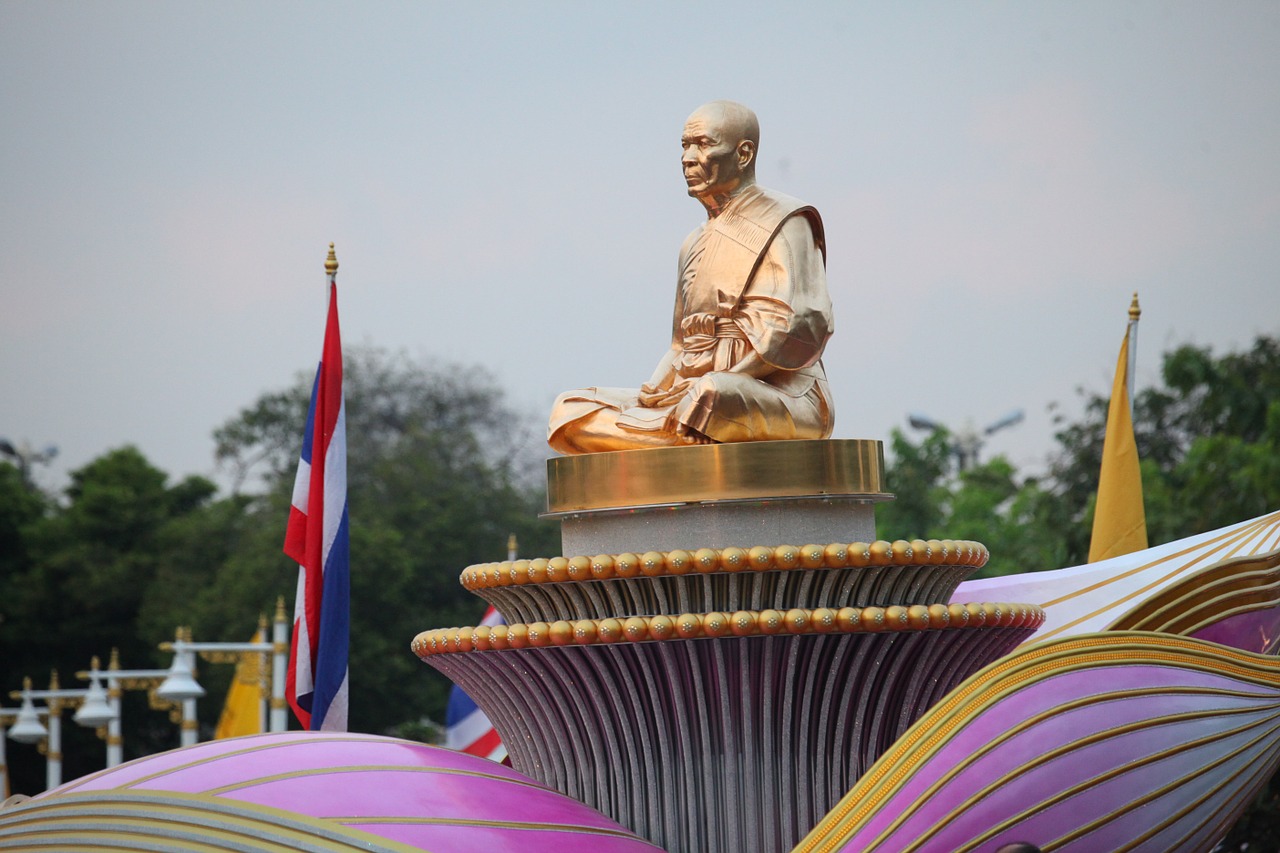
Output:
[{"xmin": 549, "ymin": 101, "xmax": 834, "ymax": 454}]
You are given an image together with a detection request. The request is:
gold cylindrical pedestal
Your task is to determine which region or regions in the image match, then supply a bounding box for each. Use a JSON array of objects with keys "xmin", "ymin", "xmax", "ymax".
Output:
[
  {"xmin": 545, "ymin": 439, "xmax": 890, "ymax": 556},
  {"xmin": 546, "ymin": 438, "xmax": 888, "ymax": 513}
]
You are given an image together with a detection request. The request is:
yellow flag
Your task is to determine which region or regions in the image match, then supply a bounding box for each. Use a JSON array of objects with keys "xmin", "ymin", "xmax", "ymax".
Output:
[
  {"xmin": 214, "ymin": 630, "xmax": 264, "ymax": 739},
  {"xmin": 1088, "ymin": 330, "xmax": 1148, "ymax": 562}
]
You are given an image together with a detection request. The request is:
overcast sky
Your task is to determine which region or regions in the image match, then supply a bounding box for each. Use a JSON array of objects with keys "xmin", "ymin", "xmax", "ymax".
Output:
[{"xmin": 2, "ymin": 2, "xmax": 1277, "ymax": 495}]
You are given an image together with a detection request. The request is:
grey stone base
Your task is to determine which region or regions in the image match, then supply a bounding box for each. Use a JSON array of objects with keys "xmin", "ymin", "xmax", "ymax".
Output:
[{"xmin": 558, "ymin": 497, "xmax": 878, "ymax": 556}]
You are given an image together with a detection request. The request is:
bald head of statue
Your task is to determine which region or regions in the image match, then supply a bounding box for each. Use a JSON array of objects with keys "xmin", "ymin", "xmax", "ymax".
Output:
[{"xmin": 681, "ymin": 100, "xmax": 761, "ymax": 213}]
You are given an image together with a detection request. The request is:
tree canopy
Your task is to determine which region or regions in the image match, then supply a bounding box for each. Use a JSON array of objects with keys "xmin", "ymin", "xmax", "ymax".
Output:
[
  {"xmin": 1, "ymin": 335, "xmax": 1277, "ymax": 841},
  {"xmin": 878, "ymin": 335, "xmax": 1280, "ymax": 579},
  {"xmin": 0, "ymin": 347, "xmax": 557, "ymax": 793}
]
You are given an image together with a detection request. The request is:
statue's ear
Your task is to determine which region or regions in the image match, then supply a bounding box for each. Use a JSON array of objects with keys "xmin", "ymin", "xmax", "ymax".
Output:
[{"xmin": 737, "ymin": 140, "xmax": 756, "ymax": 169}]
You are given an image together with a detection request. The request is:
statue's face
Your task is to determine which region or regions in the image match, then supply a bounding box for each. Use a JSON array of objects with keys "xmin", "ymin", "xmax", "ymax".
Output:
[{"xmin": 681, "ymin": 107, "xmax": 749, "ymax": 199}]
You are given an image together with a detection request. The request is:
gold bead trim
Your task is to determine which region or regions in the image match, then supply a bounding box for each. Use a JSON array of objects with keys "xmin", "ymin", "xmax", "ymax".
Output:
[
  {"xmin": 459, "ymin": 540, "xmax": 989, "ymax": 591},
  {"xmin": 412, "ymin": 602, "xmax": 1040, "ymax": 658}
]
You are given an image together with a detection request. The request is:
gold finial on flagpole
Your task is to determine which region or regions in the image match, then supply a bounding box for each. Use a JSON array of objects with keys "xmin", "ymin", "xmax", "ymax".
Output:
[
  {"xmin": 325, "ymin": 242, "xmax": 339, "ymax": 276},
  {"xmin": 1128, "ymin": 291, "xmax": 1141, "ymax": 321}
]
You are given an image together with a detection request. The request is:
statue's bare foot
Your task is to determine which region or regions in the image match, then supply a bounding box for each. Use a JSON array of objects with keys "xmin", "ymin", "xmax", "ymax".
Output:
[{"xmin": 675, "ymin": 426, "xmax": 716, "ymax": 445}]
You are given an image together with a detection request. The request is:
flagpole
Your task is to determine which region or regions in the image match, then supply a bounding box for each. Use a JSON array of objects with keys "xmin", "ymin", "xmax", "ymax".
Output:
[
  {"xmin": 284, "ymin": 241, "xmax": 350, "ymax": 732},
  {"xmin": 1088, "ymin": 295, "xmax": 1148, "ymax": 562},
  {"xmin": 1127, "ymin": 292, "xmax": 1140, "ymax": 417}
]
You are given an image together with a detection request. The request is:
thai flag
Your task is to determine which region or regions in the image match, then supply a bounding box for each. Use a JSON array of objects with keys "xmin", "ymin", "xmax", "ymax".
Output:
[
  {"xmin": 284, "ymin": 277, "xmax": 350, "ymax": 731},
  {"xmin": 445, "ymin": 606, "xmax": 506, "ymax": 761}
]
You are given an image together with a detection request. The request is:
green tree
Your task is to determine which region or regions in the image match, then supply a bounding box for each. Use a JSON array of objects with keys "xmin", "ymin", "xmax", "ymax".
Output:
[
  {"xmin": 0, "ymin": 446, "xmax": 220, "ymax": 790},
  {"xmin": 2, "ymin": 447, "xmax": 217, "ymax": 677},
  {"xmin": 944, "ymin": 459, "xmax": 1070, "ymax": 577},
  {"xmin": 1, "ymin": 348, "xmax": 559, "ymax": 793},
  {"xmin": 0, "ymin": 463, "xmax": 47, "ymax": 592},
  {"xmin": 876, "ymin": 427, "xmax": 952, "ymax": 540},
  {"xmin": 206, "ymin": 346, "xmax": 558, "ymax": 736},
  {"xmin": 879, "ymin": 335, "xmax": 1280, "ymax": 576},
  {"xmin": 878, "ymin": 445, "xmax": 1070, "ymax": 579},
  {"xmin": 1049, "ymin": 335, "xmax": 1280, "ymax": 558}
]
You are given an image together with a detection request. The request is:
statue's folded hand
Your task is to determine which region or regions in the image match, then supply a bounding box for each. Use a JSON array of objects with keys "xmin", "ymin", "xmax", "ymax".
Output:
[{"xmin": 638, "ymin": 379, "xmax": 691, "ymax": 408}]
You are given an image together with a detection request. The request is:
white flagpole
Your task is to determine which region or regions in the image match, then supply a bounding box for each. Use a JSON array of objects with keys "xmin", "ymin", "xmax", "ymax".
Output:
[{"xmin": 1126, "ymin": 292, "xmax": 1140, "ymax": 417}]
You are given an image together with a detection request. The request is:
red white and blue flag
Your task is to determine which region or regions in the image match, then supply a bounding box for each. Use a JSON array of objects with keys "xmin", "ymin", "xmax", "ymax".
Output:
[
  {"xmin": 284, "ymin": 277, "xmax": 350, "ymax": 731},
  {"xmin": 445, "ymin": 606, "xmax": 506, "ymax": 761}
]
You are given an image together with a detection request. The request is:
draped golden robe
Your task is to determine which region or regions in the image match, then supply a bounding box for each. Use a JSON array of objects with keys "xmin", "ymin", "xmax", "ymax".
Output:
[{"xmin": 549, "ymin": 185, "xmax": 834, "ymax": 453}]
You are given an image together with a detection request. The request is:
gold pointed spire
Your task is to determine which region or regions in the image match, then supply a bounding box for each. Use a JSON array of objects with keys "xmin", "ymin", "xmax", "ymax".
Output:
[
  {"xmin": 109, "ymin": 648, "xmax": 121, "ymax": 671},
  {"xmin": 325, "ymin": 242, "xmax": 339, "ymax": 276},
  {"xmin": 1128, "ymin": 292, "xmax": 1141, "ymax": 321},
  {"xmin": 275, "ymin": 595, "xmax": 287, "ymax": 624}
]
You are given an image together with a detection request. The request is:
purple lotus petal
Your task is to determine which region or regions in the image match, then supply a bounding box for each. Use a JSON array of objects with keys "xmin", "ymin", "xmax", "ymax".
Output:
[
  {"xmin": 1193, "ymin": 606, "xmax": 1280, "ymax": 654},
  {"xmin": 20, "ymin": 732, "xmax": 657, "ymax": 853},
  {"xmin": 348, "ymin": 821, "xmax": 663, "ymax": 853},
  {"xmin": 797, "ymin": 632, "xmax": 1280, "ymax": 853}
]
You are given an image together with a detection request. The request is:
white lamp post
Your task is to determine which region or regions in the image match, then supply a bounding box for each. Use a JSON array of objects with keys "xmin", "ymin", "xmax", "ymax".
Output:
[
  {"xmin": 7, "ymin": 672, "xmax": 107, "ymax": 791},
  {"xmin": 272, "ymin": 598, "xmax": 288, "ymax": 734},
  {"xmin": 907, "ymin": 410, "xmax": 1025, "ymax": 472},
  {"xmin": 72, "ymin": 670, "xmax": 113, "ymax": 729},
  {"xmin": 6, "ymin": 684, "xmax": 47, "ymax": 745},
  {"xmin": 156, "ymin": 631, "xmax": 204, "ymax": 748},
  {"xmin": 73, "ymin": 655, "xmax": 126, "ymax": 767},
  {"xmin": 77, "ymin": 649, "xmax": 190, "ymax": 765},
  {"xmin": 157, "ymin": 647, "xmax": 205, "ymax": 701},
  {"xmin": 157, "ymin": 608, "xmax": 289, "ymax": 748},
  {"xmin": 0, "ymin": 705, "xmax": 28, "ymax": 800}
]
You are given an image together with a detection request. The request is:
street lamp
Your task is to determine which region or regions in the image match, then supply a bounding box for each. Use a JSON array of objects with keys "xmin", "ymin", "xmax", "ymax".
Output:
[
  {"xmin": 6, "ymin": 672, "xmax": 110, "ymax": 791},
  {"xmin": 72, "ymin": 667, "xmax": 113, "ymax": 729},
  {"xmin": 157, "ymin": 649, "xmax": 205, "ymax": 702},
  {"xmin": 157, "ymin": 604, "xmax": 289, "ymax": 748},
  {"xmin": 76, "ymin": 649, "xmax": 187, "ymax": 767},
  {"xmin": 907, "ymin": 410, "xmax": 1025, "ymax": 472},
  {"xmin": 0, "ymin": 438, "xmax": 58, "ymax": 489},
  {"xmin": 0, "ymin": 704, "xmax": 27, "ymax": 800},
  {"xmin": 6, "ymin": 685, "xmax": 46, "ymax": 744},
  {"xmin": 156, "ymin": 633, "xmax": 205, "ymax": 748}
]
